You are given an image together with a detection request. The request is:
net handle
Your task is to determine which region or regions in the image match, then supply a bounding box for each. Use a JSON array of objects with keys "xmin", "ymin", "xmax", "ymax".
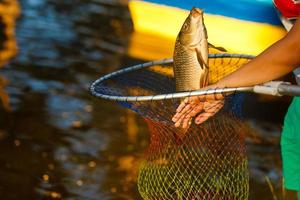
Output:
[{"xmin": 90, "ymin": 54, "xmax": 300, "ymax": 102}]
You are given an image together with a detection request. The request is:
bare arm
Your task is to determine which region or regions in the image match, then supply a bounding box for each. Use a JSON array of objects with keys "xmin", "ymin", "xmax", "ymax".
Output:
[
  {"xmin": 215, "ymin": 16, "xmax": 300, "ymax": 88},
  {"xmin": 173, "ymin": 16, "xmax": 300, "ymax": 128}
]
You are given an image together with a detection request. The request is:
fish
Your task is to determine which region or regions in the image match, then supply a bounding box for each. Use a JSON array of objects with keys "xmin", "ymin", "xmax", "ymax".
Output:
[
  {"xmin": 173, "ymin": 7, "xmax": 226, "ymax": 92},
  {"xmin": 173, "ymin": 7, "xmax": 209, "ymax": 92}
]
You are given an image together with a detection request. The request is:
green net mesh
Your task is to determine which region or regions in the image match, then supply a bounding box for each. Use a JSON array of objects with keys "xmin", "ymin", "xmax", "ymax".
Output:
[{"xmin": 91, "ymin": 54, "xmax": 252, "ymax": 200}]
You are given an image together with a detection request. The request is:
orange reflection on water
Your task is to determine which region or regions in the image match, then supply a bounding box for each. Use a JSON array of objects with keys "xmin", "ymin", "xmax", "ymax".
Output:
[
  {"xmin": 0, "ymin": 77, "xmax": 11, "ymax": 111},
  {"xmin": 126, "ymin": 110, "xmax": 138, "ymax": 143},
  {"xmin": 0, "ymin": 0, "xmax": 20, "ymax": 111}
]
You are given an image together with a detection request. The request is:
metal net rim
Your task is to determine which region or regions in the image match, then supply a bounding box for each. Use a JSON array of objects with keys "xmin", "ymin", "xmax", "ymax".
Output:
[{"xmin": 90, "ymin": 53, "xmax": 254, "ymax": 102}]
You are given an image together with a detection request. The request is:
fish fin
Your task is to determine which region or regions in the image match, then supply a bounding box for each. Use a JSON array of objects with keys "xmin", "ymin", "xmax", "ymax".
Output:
[
  {"xmin": 202, "ymin": 70, "xmax": 209, "ymax": 87},
  {"xmin": 204, "ymin": 23, "xmax": 208, "ymax": 39},
  {"xmin": 196, "ymin": 48, "xmax": 209, "ymax": 87},
  {"xmin": 208, "ymin": 43, "xmax": 227, "ymax": 52},
  {"xmin": 196, "ymin": 48, "xmax": 208, "ymax": 70}
]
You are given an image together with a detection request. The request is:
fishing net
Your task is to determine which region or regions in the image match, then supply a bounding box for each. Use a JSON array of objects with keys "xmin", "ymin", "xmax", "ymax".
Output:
[{"xmin": 91, "ymin": 54, "xmax": 253, "ymax": 200}]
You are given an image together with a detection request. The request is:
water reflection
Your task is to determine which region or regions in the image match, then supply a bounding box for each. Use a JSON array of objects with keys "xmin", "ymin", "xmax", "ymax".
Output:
[
  {"xmin": 0, "ymin": 0, "xmax": 142, "ymax": 199},
  {"xmin": 0, "ymin": 76, "xmax": 10, "ymax": 111},
  {"xmin": 0, "ymin": 0, "xmax": 20, "ymax": 112},
  {"xmin": 0, "ymin": 0, "xmax": 291, "ymax": 199}
]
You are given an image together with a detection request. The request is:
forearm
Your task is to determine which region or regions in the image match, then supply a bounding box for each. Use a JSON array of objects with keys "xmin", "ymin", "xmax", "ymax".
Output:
[{"xmin": 215, "ymin": 17, "xmax": 300, "ymax": 88}]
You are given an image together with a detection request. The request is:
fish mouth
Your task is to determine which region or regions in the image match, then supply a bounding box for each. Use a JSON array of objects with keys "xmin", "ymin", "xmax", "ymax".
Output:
[{"xmin": 191, "ymin": 7, "xmax": 203, "ymax": 18}]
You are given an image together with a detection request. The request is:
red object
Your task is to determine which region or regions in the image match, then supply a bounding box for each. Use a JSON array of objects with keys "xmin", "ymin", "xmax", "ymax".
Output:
[{"xmin": 274, "ymin": 0, "xmax": 300, "ymax": 18}]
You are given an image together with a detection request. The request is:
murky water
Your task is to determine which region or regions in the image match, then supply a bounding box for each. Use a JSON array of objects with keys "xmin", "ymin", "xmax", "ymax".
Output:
[{"xmin": 0, "ymin": 0, "xmax": 292, "ymax": 199}]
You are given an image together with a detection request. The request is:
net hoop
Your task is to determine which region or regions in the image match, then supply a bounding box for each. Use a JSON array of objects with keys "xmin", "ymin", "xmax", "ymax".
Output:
[{"xmin": 90, "ymin": 53, "xmax": 254, "ymax": 102}]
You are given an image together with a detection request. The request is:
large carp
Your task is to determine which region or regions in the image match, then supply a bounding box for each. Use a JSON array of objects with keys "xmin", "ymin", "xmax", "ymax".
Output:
[{"xmin": 173, "ymin": 7, "xmax": 209, "ymax": 92}]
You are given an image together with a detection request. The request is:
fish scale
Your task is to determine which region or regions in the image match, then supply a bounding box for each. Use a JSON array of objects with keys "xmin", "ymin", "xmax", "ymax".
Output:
[{"xmin": 174, "ymin": 40, "xmax": 203, "ymax": 91}]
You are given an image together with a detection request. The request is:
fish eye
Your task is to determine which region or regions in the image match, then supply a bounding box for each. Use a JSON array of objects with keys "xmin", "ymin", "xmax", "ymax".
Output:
[
  {"xmin": 183, "ymin": 23, "xmax": 188, "ymax": 30},
  {"xmin": 182, "ymin": 21, "xmax": 190, "ymax": 31}
]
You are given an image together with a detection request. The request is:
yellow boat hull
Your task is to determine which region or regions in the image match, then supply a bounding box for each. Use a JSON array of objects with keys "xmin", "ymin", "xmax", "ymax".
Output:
[{"xmin": 128, "ymin": 0, "xmax": 286, "ymax": 60}]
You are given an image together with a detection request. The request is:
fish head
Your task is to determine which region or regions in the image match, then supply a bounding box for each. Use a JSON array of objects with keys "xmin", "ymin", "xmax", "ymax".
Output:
[{"xmin": 178, "ymin": 7, "xmax": 205, "ymax": 46}]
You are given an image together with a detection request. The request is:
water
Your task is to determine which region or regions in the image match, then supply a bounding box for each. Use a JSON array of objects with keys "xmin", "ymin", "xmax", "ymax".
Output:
[{"xmin": 0, "ymin": 0, "xmax": 292, "ymax": 199}]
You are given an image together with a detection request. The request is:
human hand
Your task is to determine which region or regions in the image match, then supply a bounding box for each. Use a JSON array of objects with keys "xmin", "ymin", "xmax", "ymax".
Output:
[{"xmin": 172, "ymin": 90, "xmax": 225, "ymax": 128}]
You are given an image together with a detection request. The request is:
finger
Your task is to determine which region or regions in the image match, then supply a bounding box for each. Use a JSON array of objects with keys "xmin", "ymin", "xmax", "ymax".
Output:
[
  {"xmin": 176, "ymin": 97, "xmax": 189, "ymax": 112},
  {"xmin": 176, "ymin": 102, "xmax": 185, "ymax": 113},
  {"xmin": 182, "ymin": 117, "xmax": 192, "ymax": 129},
  {"xmin": 175, "ymin": 104, "xmax": 194, "ymax": 127},
  {"xmin": 194, "ymin": 94, "xmax": 206, "ymax": 102},
  {"xmin": 175, "ymin": 111, "xmax": 187, "ymax": 127},
  {"xmin": 202, "ymin": 93, "xmax": 224, "ymax": 101},
  {"xmin": 195, "ymin": 106, "xmax": 222, "ymax": 124},
  {"xmin": 173, "ymin": 98, "xmax": 199, "ymax": 123},
  {"xmin": 205, "ymin": 101, "xmax": 224, "ymax": 112},
  {"xmin": 194, "ymin": 105, "xmax": 220, "ymax": 124},
  {"xmin": 181, "ymin": 104, "xmax": 204, "ymax": 128},
  {"xmin": 181, "ymin": 111, "xmax": 194, "ymax": 129},
  {"xmin": 188, "ymin": 103, "xmax": 204, "ymax": 118},
  {"xmin": 173, "ymin": 103, "xmax": 192, "ymax": 122},
  {"xmin": 172, "ymin": 106, "xmax": 184, "ymax": 122},
  {"xmin": 214, "ymin": 93, "xmax": 225, "ymax": 100},
  {"xmin": 181, "ymin": 102, "xmax": 205, "ymax": 128},
  {"xmin": 172, "ymin": 112, "xmax": 179, "ymax": 122},
  {"xmin": 195, "ymin": 113, "xmax": 212, "ymax": 125},
  {"xmin": 195, "ymin": 101, "xmax": 224, "ymax": 124}
]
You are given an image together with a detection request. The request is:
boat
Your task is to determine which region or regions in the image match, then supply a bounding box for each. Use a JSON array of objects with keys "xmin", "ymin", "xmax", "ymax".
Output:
[{"xmin": 127, "ymin": 0, "xmax": 286, "ymax": 60}]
